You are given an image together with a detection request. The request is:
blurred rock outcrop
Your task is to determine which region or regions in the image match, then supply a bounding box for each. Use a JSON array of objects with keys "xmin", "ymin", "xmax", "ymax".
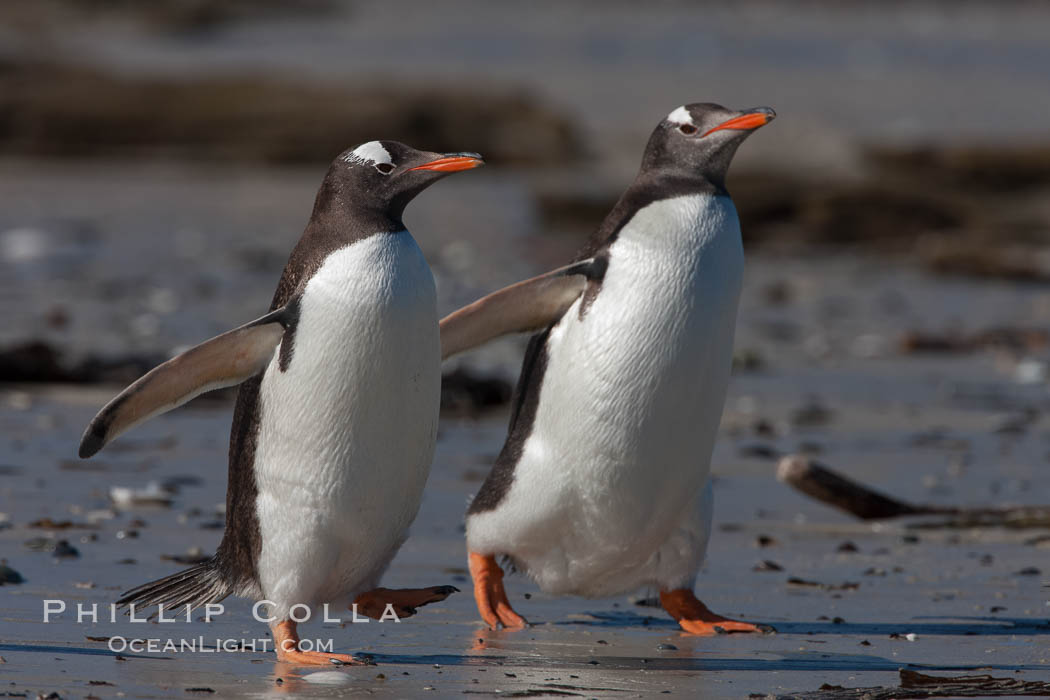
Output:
[{"xmin": 0, "ymin": 59, "xmax": 580, "ymax": 166}]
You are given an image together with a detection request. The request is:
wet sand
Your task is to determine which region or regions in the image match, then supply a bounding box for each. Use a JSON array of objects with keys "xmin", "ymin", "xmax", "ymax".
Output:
[{"xmin": 5, "ymin": 248, "xmax": 1050, "ymax": 697}]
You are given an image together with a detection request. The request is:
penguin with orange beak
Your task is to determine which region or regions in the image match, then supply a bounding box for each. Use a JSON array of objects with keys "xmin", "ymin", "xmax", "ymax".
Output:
[
  {"xmin": 80, "ymin": 142, "xmax": 483, "ymax": 664},
  {"xmin": 440, "ymin": 104, "xmax": 775, "ymax": 634}
]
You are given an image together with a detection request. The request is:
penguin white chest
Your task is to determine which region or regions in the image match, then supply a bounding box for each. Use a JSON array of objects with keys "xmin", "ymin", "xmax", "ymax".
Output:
[
  {"xmin": 469, "ymin": 194, "xmax": 744, "ymax": 595},
  {"xmin": 253, "ymin": 232, "xmax": 440, "ymax": 613}
]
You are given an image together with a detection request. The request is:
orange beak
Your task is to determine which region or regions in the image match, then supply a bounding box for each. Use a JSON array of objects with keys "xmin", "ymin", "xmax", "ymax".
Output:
[
  {"xmin": 407, "ymin": 154, "xmax": 484, "ymax": 173},
  {"xmin": 701, "ymin": 109, "xmax": 776, "ymax": 138}
]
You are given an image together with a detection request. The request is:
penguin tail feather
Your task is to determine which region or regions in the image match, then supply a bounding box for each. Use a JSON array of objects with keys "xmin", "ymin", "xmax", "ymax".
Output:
[{"xmin": 115, "ymin": 558, "xmax": 232, "ymax": 617}]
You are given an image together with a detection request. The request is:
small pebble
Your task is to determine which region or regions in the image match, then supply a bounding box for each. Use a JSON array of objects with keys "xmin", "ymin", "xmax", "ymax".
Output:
[
  {"xmin": 753, "ymin": 419, "xmax": 777, "ymax": 437},
  {"xmin": 791, "ymin": 398, "xmax": 833, "ymax": 427},
  {"xmin": 656, "ymin": 643, "xmax": 677, "ymax": 651},
  {"xmin": 0, "ymin": 563, "xmax": 25, "ymax": 584},
  {"xmin": 53, "ymin": 540, "xmax": 80, "ymax": 558}
]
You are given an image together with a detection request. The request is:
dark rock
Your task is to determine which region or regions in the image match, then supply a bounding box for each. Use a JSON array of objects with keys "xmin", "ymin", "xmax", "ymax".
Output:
[
  {"xmin": 0, "ymin": 338, "xmax": 165, "ymax": 385},
  {"xmin": 901, "ymin": 328, "xmax": 1050, "ymax": 355},
  {"xmin": 14, "ymin": 0, "xmax": 335, "ymax": 34},
  {"xmin": 53, "ymin": 540, "xmax": 80, "ymax": 558},
  {"xmin": 787, "ymin": 578, "xmax": 859, "ymax": 592},
  {"xmin": 441, "ymin": 367, "xmax": 513, "ymax": 416},
  {"xmin": 752, "ymin": 420, "xmax": 778, "ymax": 438},
  {"xmin": 918, "ymin": 240, "xmax": 1050, "ymax": 284},
  {"xmin": 0, "ymin": 562, "xmax": 25, "ymax": 584},
  {"xmin": 0, "ymin": 341, "xmax": 69, "ymax": 382},
  {"xmin": 0, "ymin": 58, "xmax": 581, "ymax": 167},
  {"xmin": 791, "ymin": 399, "xmax": 833, "ymax": 427},
  {"xmin": 868, "ymin": 144, "xmax": 1050, "ymax": 194},
  {"xmin": 733, "ymin": 348, "xmax": 766, "ymax": 373},
  {"xmin": 780, "ymin": 668, "xmax": 1050, "ymax": 699}
]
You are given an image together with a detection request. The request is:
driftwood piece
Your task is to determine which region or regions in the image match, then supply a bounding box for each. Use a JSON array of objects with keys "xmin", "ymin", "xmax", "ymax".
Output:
[
  {"xmin": 776, "ymin": 455, "xmax": 1050, "ymax": 528},
  {"xmin": 776, "ymin": 456, "xmax": 950, "ymax": 520},
  {"xmin": 775, "ymin": 669, "xmax": 1050, "ymax": 699}
]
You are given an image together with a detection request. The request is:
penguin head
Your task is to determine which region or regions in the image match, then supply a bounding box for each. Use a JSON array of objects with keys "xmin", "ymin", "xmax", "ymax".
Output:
[
  {"xmin": 325, "ymin": 141, "xmax": 484, "ymax": 218},
  {"xmin": 642, "ymin": 103, "xmax": 775, "ymax": 187}
]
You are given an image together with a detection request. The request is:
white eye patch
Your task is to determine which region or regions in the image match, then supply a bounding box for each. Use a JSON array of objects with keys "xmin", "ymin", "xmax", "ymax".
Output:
[
  {"xmin": 666, "ymin": 106, "xmax": 693, "ymax": 126},
  {"xmin": 343, "ymin": 141, "xmax": 394, "ymax": 167}
]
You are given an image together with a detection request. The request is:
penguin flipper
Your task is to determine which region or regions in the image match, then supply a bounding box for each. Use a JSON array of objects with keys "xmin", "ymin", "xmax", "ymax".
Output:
[
  {"xmin": 78, "ymin": 307, "xmax": 290, "ymax": 458},
  {"xmin": 440, "ymin": 258, "xmax": 603, "ymax": 360}
]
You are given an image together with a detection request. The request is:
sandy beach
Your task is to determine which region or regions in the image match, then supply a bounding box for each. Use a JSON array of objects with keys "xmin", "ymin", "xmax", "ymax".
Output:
[{"xmin": 4, "ymin": 2, "xmax": 1050, "ymax": 696}]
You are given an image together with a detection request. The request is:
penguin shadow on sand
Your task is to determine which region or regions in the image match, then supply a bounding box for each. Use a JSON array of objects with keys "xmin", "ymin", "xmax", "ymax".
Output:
[
  {"xmin": 361, "ymin": 621, "xmax": 1050, "ymax": 675},
  {"xmin": 569, "ymin": 609, "xmax": 1050, "ymax": 638}
]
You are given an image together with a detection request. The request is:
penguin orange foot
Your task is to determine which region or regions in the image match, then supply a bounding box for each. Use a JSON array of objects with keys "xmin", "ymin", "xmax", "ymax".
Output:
[
  {"xmin": 660, "ymin": 589, "xmax": 761, "ymax": 636},
  {"xmin": 353, "ymin": 585, "xmax": 459, "ymax": 619},
  {"xmin": 469, "ymin": 552, "xmax": 528, "ymax": 630},
  {"xmin": 271, "ymin": 620, "xmax": 368, "ymax": 666}
]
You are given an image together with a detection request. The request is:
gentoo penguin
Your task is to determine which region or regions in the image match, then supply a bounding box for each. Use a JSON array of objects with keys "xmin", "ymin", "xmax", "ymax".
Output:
[
  {"xmin": 439, "ymin": 103, "xmax": 774, "ymax": 634},
  {"xmin": 79, "ymin": 142, "xmax": 483, "ymax": 664}
]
